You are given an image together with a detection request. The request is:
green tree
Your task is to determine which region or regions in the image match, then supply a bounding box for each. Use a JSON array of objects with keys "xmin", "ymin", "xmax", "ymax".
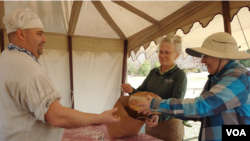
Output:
[
  {"xmin": 127, "ymin": 63, "xmax": 132, "ymax": 75},
  {"xmin": 154, "ymin": 61, "xmax": 161, "ymax": 68},
  {"xmin": 239, "ymin": 60, "xmax": 250, "ymax": 67},
  {"xmin": 138, "ymin": 60, "xmax": 151, "ymax": 76},
  {"xmin": 127, "ymin": 62, "xmax": 137, "ymax": 75}
]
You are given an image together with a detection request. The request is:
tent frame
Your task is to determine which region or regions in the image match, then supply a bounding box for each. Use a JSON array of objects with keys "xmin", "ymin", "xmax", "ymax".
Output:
[
  {"xmin": 222, "ymin": 1, "xmax": 231, "ymax": 34},
  {"xmin": 121, "ymin": 40, "xmax": 128, "ymax": 96},
  {"xmin": 0, "ymin": 30, "xmax": 4, "ymax": 52}
]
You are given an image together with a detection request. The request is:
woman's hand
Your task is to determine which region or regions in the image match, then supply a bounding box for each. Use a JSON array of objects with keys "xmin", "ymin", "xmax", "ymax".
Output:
[
  {"xmin": 146, "ymin": 115, "xmax": 159, "ymax": 127},
  {"xmin": 121, "ymin": 83, "xmax": 133, "ymax": 93}
]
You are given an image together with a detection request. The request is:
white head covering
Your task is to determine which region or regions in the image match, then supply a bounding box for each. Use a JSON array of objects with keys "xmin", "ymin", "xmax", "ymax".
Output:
[
  {"xmin": 3, "ymin": 8, "xmax": 43, "ymax": 34},
  {"xmin": 186, "ymin": 32, "xmax": 250, "ymax": 60}
]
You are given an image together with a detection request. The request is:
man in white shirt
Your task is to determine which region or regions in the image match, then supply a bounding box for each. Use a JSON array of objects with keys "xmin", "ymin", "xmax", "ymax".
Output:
[{"xmin": 0, "ymin": 8, "xmax": 120, "ymax": 141}]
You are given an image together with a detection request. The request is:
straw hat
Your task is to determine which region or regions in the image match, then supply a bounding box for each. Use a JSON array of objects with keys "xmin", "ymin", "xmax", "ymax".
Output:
[{"xmin": 185, "ymin": 32, "xmax": 250, "ymax": 60}]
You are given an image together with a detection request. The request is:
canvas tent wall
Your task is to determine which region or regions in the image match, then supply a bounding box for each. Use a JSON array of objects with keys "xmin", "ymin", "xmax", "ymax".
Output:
[{"xmin": 0, "ymin": 1, "xmax": 250, "ymax": 114}]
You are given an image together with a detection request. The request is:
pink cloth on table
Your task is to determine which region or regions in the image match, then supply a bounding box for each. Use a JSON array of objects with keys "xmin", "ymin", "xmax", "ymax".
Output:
[{"xmin": 62, "ymin": 124, "xmax": 163, "ymax": 141}]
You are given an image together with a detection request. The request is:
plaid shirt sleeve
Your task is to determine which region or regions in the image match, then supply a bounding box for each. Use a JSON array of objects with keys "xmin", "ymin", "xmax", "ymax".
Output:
[{"xmin": 150, "ymin": 69, "xmax": 250, "ymax": 120}]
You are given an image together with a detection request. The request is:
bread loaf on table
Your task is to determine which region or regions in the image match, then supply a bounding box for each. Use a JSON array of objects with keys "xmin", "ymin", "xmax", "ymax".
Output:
[{"xmin": 129, "ymin": 92, "xmax": 162, "ymax": 114}]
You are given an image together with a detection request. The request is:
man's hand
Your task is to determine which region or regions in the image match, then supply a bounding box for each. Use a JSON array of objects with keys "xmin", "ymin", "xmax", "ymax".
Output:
[
  {"xmin": 121, "ymin": 83, "xmax": 133, "ymax": 93},
  {"xmin": 146, "ymin": 115, "xmax": 159, "ymax": 127},
  {"xmin": 100, "ymin": 107, "xmax": 120, "ymax": 124},
  {"xmin": 137, "ymin": 95, "xmax": 153, "ymax": 115}
]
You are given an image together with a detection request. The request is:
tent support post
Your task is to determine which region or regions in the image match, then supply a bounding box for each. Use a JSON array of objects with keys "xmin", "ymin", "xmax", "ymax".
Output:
[
  {"xmin": 121, "ymin": 40, "xmax": 128, "ymax": 96},
  {"xmin": 236, "ymin": 15, "xmax": 250, "ymax": 50},
  {"xmin": 68, "ymin": 36, "xmax": 74, "ymax": 109},
  {"xmin": 0, "ymin": 29, "xmax": 4, "ymax": 53},
  {"xmin": 222, "ymin": 1, "xmax": 231, "ymax": 34}
]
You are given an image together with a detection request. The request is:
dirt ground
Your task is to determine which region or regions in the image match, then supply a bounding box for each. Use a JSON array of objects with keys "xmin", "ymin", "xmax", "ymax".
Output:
[{"xmin": 184, "ymin": 121, "xmax": 201, "ymax": 141}]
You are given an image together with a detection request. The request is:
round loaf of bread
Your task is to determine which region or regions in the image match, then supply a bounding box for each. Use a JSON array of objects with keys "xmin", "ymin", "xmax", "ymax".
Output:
[{"xmin": 129, "ymin": 92, "xmax": 162, "ymax": 114}]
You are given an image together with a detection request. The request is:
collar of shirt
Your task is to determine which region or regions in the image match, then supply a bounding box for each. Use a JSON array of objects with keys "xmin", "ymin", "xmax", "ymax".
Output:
[
  {"xmin": 206, "ymin": 60, "xmax": 237, "ymax": 91},
  {"xmin": 7, "ymin": 43, "xmax": 39, "ymax": 64},
  {"xmin": 158, "ymin": 64, "xmax": 177, "ymax": 75},
  {"xmin": 210, "ymin": 60, "xmax": 237, "ymax": 82}
]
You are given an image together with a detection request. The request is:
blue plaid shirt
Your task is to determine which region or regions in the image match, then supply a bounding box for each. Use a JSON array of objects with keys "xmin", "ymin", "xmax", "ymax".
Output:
[
  {"xmin": 151, "ymin": 60, "xmax": 250, "ymax": 141},
  {"xmin": 7, "ymin": 43, "xmax": 39, "ymax": 64}
]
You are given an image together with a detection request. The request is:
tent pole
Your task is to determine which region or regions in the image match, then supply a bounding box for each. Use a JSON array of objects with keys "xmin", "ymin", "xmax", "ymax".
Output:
[
  {"xmin": 222, "ymin": 1, "xmax": 231, "ymax": 34},
  {"xmin": 0, "ymin": 29, "xmax": 4, "ymax": 53},
  {"xmin": 236, "ymin": 15, "xmax": 250, "ymax": 50},
  {"xmin": 68, "ymin": 36, "xmax": 74, "ymax": 109},
  {"xmin": 121, "ymin": 40, "xmax": 128, "ymax": 96}
]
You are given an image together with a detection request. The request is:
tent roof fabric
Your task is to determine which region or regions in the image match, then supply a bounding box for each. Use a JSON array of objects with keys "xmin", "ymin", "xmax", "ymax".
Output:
[
  {"xmin": 131, "ymin": 7, "xmax": 250, "ymax": 60},
  {"xmin": 0, "ymin": 1, "xmax": 250, "ymax": 55}
]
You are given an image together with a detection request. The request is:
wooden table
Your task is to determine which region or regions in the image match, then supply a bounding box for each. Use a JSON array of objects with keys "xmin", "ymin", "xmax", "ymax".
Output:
[{"xmin": 62, "ymin": 124, "xmax": 163, "ymax": 141}]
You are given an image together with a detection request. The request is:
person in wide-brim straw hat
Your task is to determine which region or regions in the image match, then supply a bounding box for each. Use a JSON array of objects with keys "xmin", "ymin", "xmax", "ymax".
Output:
[
  {"xmin": 136, "ymin": 32, "xmax": 250, "ymax": 141},
  {"xmin": 186, "ymin": 32, "xmax": 250, "ymax": 75},
  {"xmin": 186, "ymin": 32, "xmax": 250, "ymax": 60}
]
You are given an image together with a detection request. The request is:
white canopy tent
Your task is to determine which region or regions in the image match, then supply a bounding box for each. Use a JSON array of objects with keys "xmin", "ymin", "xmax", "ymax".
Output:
[
  {"xmin": 131, "ymin": 7, "xmax": 250, "ymax": 60},
  {"xmin": 0, "ymin": 1, "xmax": 249, "ymax": 114}
]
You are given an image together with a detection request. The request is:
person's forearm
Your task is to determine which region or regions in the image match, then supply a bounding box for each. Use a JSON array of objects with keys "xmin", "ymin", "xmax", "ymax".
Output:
[
  {"xmin": 55, "ymin": 107, "xmax": 102, "ymax": 128},
  {"xmin": 45, "ymin": 100, "xmax": 102, "ymax": 128}
]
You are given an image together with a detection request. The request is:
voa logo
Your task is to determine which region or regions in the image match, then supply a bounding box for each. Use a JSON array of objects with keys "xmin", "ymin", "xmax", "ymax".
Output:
[
  {"xmin": 222, "ymin": 125, "xmax": 249, "ymax": 140},
  {"xmin": 226, "ymin": 129, "xmax": 246, "ymax": 136}
]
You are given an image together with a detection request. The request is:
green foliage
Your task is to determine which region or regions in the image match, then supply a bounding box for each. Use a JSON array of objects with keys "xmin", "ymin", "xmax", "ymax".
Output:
[
  {"xmin": 138, "ymin": 60, "xmax": 151, "ymax": 76},
  {"xmin": 127, "ymin": 63, "xmax": 137, "ymax": 75},
  {"xmin": 197, "ymin": 68, "xmax": 202, "ymax": 73},
  {"xmin": 182, "ymin": 68, "xmax": 202, "ymax": 73},
  {"xmin": 127, "ymin": 63, "xmax": 132, "ymax": 75},
  {"xmin": 239, "ymin": 60, "xmax": 250, "ymax": 67},
  {"xmin": 154, "ymin": 61, "xmax": 161, "ymax": 68}
]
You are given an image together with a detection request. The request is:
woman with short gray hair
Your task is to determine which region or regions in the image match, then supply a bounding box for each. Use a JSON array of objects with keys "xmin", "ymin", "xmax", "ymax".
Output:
[{"xmin": 122, "ymin": 35, "xmax": 187, "ymax": 141}]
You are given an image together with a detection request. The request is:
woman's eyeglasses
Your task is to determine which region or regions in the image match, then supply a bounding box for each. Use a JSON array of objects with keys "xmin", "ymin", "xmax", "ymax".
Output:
[
  {"xmin": 201, "ymin": 54, "xmax": 209, "ymax": 59},
  {"xmin": 156, "ymin": 51, "xmax": 175, "ymax": 56}
]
